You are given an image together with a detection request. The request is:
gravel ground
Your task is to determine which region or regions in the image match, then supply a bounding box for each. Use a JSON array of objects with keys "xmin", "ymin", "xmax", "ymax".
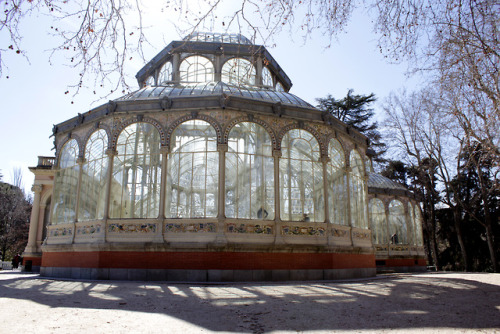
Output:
[{"xmin": 0, "ymin": 271, "xmax": 499, "ymax": 334}]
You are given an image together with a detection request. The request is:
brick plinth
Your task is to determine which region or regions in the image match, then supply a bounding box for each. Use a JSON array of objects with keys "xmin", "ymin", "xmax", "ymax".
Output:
[{"xmin": 42, "ymin": 251, "xmax": 375, "ymax": 270}]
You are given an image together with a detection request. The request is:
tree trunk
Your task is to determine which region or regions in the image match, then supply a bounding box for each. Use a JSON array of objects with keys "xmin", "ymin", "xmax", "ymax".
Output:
[
  {"xmin": 485, "ymin": 224, "xmax": 498, "ymax": 273},
  {"xmin": 452, "ymin": 206, "xmax": 470, "ymax": 271}
]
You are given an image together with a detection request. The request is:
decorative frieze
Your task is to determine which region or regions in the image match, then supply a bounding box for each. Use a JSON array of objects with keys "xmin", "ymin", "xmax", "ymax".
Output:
[
  {"xmin": 227, "ymin": 222, "xmax": 273, "ymax": 234},
  {"xmin": 76, "ymin": 223, "xmax": 102, "ymax": 235},
  {"xmin": 331, "ymin": 227, "xmax": 349, "ymax": 238},
  {"xmin": 108, "ymin": 223, "xmax": 157, "ymax": 234},
  {"xmin": 282, "ymin": 225, "xmax": 326, "ymax": 236},
  {"xmin": 49, "ymin": 227, "xmax": 73, "ymax": 237},
  {"xmin": 352, "ymin": 230, "xmax": 371, "ymax": 240},
  {"xmin": 165, "ymin": 222, "xmax": 216, "ymax": 233}
]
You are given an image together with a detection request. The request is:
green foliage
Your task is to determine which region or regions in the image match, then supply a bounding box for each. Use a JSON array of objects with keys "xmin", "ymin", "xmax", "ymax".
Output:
[
  {"xmin": 0, "ymin": 181, "xmax": 31, "ymax": 261},
  {"xmin": 317, "ymin": 89, "xmax": 387, "ymax": 164}
]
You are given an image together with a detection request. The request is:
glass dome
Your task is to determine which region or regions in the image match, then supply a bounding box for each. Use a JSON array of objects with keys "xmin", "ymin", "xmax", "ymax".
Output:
[
  {"xmin": 183, "ymin": 32, "xmax": 253, "ymax": 45},
  {"xmin": 119, "ymin": 81, "xmax": 313, "ymax": 108}
]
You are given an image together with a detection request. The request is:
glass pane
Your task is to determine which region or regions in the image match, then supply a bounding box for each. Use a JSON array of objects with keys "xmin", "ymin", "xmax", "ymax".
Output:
[
  {"xmin": 280, "ymin": 129, "xmax": 323, "ymax": 222},
  {"xmin": 166, "ymin": 120, "xmax": 219, "ymax": 218},
  {"xmin": 109, "ymin": 123, "xmax": 162, "ymax": 219},
  {"xmin": 349, "ymin": 150, "xmax": 368, "ymax": 228},
  {"xmin": 225, "ymin": 122, "xmax": 274, "ymax": 219},
  {"xmin": 389, "ymin": 200, "xmax": 407, "ymax": 244},
  {"xmin": 52, "ymin": 139, "xmax": 79, "ymax": 224},
  {"xmin": 158, "ymin": 62, "xmax": 172, "ymax": 84},
  {"xmin": 222, "ymin": 58, "xmax": 256, "ymax": 85},
  {"xmin": 78, "ymin": 129, "xmax": 108, "ymax": 221},
  {"xmin": 369, "ymin": 198, "xmax": 387, "ymax": 244},
  {"xmin": 415, "ymin": 205, "xmax": 424, "ymax": 246},
  {"xmin": 328, "ymin": 139, "xmax": 347, "ymax": 225},
  {"xmin": 276, "ymin": 82, "xmax": 284, "ymax": 92},
  {"xmin": 262, "ymin": 66, "xmax": 273, "ymax": 87},
  {"xmin": 180, "ymin": 56, "xmax": 214, "ymax": 83}
]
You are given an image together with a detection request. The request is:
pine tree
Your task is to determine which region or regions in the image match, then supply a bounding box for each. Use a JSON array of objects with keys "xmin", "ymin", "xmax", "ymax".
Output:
[{"xmin": 317, "ymin": 89, "xmax": 386, "ymax": 164}]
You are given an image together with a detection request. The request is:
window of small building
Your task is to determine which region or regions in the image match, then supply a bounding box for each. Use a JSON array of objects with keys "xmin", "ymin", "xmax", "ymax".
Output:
[
  {"xmin": 369, "ymin": 198, "xmax": 387, "ymax": 244},
  {"xmin": 165, "ymin": 120, "xmax": 218, "ymax": 218},
  {"xmin": 179, "ymin": 56, "xmax": 214, "ymax": 83},
  {"xmin": 388, "ymin": 199, "xmax": 407, "ymax": 244},
  {"xmin": 349, "ymin": 150, "xmax": 368, "ymax": 228},
  {"xmin": 226, "ymin": 122, "xmax": 274, "ymax": 220},
  {"xmin": 109, "ymin": 123, "xmax": 162, "ymax": 219},
  {"xmin": 327, "ymin": 139, "xmax": 348, "ymax": 225},
  {"xmin": 78, "ymin": 129, "xmax": 108, "ymax": 221},
  {"xmin": 221, "ymin": 58, "xmax": 256, "ymax": 85},
  {"xmin": 52, "ymin": 139, "xmax": 79, "ymax": 224},
  {"xmin": 279, "ymin": 129, "xmax": 324, "ymax": 222}
]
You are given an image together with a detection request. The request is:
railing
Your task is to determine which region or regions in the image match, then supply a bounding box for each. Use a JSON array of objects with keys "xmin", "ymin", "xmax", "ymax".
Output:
[{"xmin": 37, "ymin": 156, "xmax": 55, "ymax": 168}]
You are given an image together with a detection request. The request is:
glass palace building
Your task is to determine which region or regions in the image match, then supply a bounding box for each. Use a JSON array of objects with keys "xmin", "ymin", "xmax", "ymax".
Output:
[{"xmin": 24, "ymin": 33, "xmax": 426, "ymax": 280}]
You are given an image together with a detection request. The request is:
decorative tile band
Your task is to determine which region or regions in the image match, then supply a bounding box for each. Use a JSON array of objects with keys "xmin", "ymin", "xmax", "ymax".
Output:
[
  {"xmin": 165, "ymin": 222, "xmax": 216, "ymax": 233},
  {"xmin": 352, "ymin": 231, "xmax": 371, "ymax": 240},
  {"xmin": 227, "ymin": 223, "xmax": 273, "ymax": 234},
  {"xmin": 49, "ymin": 227, "xmax": 73, "ymax": 237},
  {"xmin": 76, "ymin": 224, "xmax": 102, "ymax": 235},
  {"xmin": 282, "ymin": 225, "xmax": 326, "ymax": 236},
  {"xmin": 375, "ymin": 245, "xmax": 388, "ymax": 252},
  {"xmin": 108, "ymin": 223, "xmax": 157, "ymax": 234},
  {"xmin": 391, "ymin": 245, "xmax": 409, "ymax": 252},
  {"xmin": 331, "ymin": 228, "xmax": 349, "ymax": 238}
]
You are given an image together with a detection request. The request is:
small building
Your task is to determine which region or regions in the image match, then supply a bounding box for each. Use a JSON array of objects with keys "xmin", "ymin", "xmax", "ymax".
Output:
[{"xmin": 23, "ymin": 32, "xmax": 426, "ymax": 280}]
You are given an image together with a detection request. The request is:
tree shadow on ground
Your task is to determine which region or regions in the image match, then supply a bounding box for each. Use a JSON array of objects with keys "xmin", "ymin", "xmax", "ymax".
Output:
[{"xmin": 0, "ymin": 272, "xmax": 499, "ymax": 332}]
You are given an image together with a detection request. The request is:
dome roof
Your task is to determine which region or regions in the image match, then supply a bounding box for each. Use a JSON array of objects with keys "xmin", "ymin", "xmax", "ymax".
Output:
[
  {"xmin": 183, "ymin": 32, "xmax": 253, "ymax": 45},
  {"xmin": 368, "ymin": 173, "xmax": 408, "ymax": 191},
  {"xmin": 117, "ymin": 81, "xmax": 313, "ymax": 108}
]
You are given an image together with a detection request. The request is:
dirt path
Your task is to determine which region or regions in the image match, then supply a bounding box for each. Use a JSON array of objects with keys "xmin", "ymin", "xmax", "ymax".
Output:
[{"xmin": 0, "ymin": 271, "xmax": 499, "ymax": 333}]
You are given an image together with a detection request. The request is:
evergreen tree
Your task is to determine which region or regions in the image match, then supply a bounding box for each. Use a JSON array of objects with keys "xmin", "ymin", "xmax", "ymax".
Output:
[
  {"xmin": 317, "ymin": 89, "xmax": 387, "ymax": 164},
  {"xmin": 0, "ymin": 182, "xmax": 31, "ymax": 261}
]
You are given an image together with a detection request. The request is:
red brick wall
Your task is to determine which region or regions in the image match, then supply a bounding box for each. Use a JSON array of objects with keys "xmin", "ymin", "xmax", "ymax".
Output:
[
  {"xmin": 23, "ymin": 256, "xmax": 42, "ymax": 267},
  {"xmin": 42, "ymin": 251, "xmax": 376, "ymax": 270}
]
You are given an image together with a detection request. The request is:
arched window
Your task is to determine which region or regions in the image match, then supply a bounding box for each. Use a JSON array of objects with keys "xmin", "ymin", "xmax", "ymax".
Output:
[
  {"xmin": 280, "ymin": 129, "xmax": 324, "ymax": 222},
  {"xmin": 166, "ymin": 120, "xmax": 218, "ymax": 218},
  {"xmin": 414, "ymin": 204, "xmax": 424, "ymax": 246},
  {"xmin": 78, "ymin": 129, "xmax": 108, "ymax": 221},
  {"xmin": 158, "ymin": 62, "xmax": 172, "ymax": 85},
  {"xmin": 145, "ymin": 75, "xmax": 155, "ymax": 86},
  {"xmin": 276, "ymin": 82, "xmax": 284, "ymax": 92},
  {"xmin": 262, "ymin": 66, "xmax": 273, "ymax": 87},
  {"xmin": 179, "ymin": 56, "xmax": 214, "ymax": 83},
  {"xmin": 365, "ymin": 157, "xmax": 373, "ymax": 173},
  {"xmin": 327, "ymin": 139, "xmax": 348, "ymax": 225},
  {"xmin": 52, "ymin": 139, "xmax": 79, "ymax": 224},
  {"xmin": 349, "ymin": 150, "xmax": 368, "ymax": 228},
  {"xmin": 109, "ymin": 123, "xmax": 162, "ymax": 219},
  {"xmin": 388, "ymin": 200, "xmax": 407, "ymax": 244},
  {"xmin": 226, "ymin": 122, "xmax": 274, "ymax": 219},
  {"xmin": 221, "ymin": 58, "xmax": 256, "ymax": 85},
  {"xmin": 369, "ymin": 198, "xmax": 387, "ymax": 244}
]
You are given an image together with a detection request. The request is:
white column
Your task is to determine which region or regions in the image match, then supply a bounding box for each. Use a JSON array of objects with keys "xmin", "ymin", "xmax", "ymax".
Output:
[
  {"xmin": 273, "ymin": 149, "xmax": 284, "ymax": 244},
  {"xmin": 217, "ymin": 143, "xmax": 228, "ymax": 219},
  {"xmin": 158, "ymin": 146, "xmax": 169, "ymax": 239},
  {"xmin": 215, "ymin": 143, "xmax": 228, "ymax": 245},
  {"xmin": 25, "ymin": 185, "xmax": 42, "ymax": 253},
  {"xmin": 103, "ymin": 149, "xmax": 116, "ymax": 242},
  {"xmin": 321, "ymin": 156, "xmax": 331, "ymax": 224}
]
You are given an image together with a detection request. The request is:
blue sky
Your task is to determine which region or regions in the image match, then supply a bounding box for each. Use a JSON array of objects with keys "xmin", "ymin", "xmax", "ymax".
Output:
[{"xmin": 0, "ymin": 4, "xmax": 419, "ymax": 193}]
